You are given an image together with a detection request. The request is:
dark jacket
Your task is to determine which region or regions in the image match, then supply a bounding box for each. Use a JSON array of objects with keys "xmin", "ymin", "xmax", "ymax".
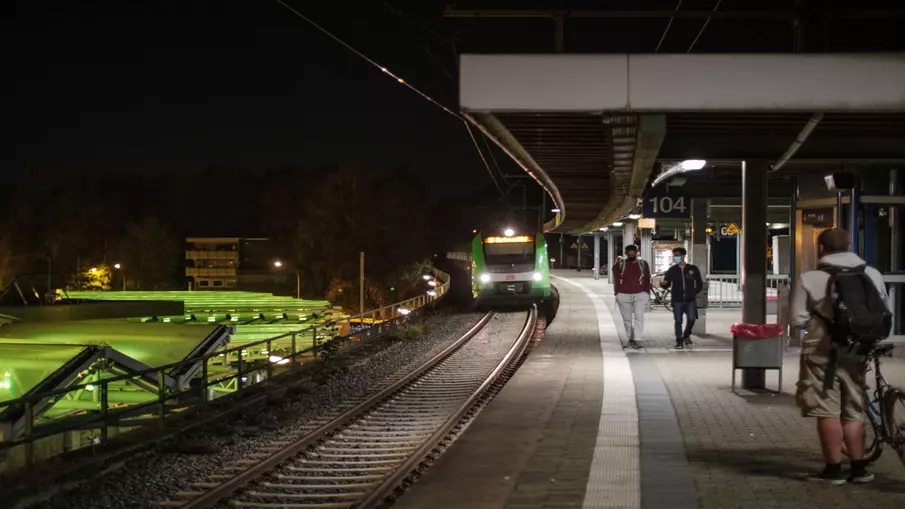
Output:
[
  {"xmin": 613, "ymin": 258, "xmax": 651, "ymax": 295},
  {"xmin": 662, "ymin": 264, "xmax": 704, "ymax": 303}
]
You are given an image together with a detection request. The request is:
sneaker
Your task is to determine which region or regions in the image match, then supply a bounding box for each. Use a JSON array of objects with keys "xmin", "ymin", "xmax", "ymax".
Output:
[
  {"xmin": 683, "ymin": 336, "xmax": 694, "ymax": 345},
  {"xmin": 849, "ymin": 463, "xmax": 875, "ymax": 484},
  {"xmin": 627, "ymin": 339, "xmax": 642, "ymax": 349},
  {"xmin": 675, "ymin": 341, "xmax": 684, "ymax": 350},
  {"xmin": 804, "ymin": 467, "xmax": 847, "ymax": 486}
]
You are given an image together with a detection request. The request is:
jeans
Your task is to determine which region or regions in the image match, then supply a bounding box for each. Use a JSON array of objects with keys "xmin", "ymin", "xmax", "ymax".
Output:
[
  {"xmin": 672, "ymin": 300, "xmax": 698, "ymax": 340},
  {"xmin": 615, "ymin": 292, "xmax": 650, "ymax": 342}
]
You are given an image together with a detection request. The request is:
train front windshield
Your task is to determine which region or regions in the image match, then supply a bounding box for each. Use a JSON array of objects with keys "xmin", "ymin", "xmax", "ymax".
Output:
[{"xmin": 483, "ymin": 237, "xmax": 535, "ymax": 265}]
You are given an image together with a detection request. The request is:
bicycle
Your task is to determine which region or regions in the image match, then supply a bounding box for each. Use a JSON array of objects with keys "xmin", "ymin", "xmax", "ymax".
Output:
[
  {"xmin": 860, "ymin": 343, "xmax": 905, "ymax": 467},
  {"xmin": 650, "ymin": 272, "xmax": 672, "ymax": 311}
]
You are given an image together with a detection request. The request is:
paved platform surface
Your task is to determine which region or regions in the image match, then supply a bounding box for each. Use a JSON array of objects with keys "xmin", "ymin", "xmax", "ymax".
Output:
[{"xmin": 397, "ymin": 270, "xmax": 905, "ymax": 509}]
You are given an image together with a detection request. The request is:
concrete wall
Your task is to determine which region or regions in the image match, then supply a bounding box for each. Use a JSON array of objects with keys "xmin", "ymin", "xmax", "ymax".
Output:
[{"xmin": 0, "ymin": 301, "xmax": 184, "ymax": 322}]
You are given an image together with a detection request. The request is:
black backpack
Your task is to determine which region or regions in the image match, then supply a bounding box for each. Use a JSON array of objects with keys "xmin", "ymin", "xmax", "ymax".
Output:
[{"xmin": 819, "ymin": 264, "xmax": 892, "ymax": 352}]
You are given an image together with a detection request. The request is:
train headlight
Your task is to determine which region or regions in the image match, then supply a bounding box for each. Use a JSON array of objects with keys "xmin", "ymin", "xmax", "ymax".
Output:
[
  {"xmin": 533, "ymin": 272, "xmax": 543, "ymax": 281},
  {"xmin": 479, "ymin": 274, "xmax": 491, "ymax": 283}
]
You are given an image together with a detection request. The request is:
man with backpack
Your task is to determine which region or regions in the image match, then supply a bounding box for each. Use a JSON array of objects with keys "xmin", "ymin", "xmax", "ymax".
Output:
[
  {"xmin": 659, "ymin": 247, "xmax": 704, "ymax": 349},
  {"xmin": 613, "ymin": 245, "xmax": 651, "ymax": 349},
  {"xmin": 792, "ymin": 228, "xmax": 891, "ymax": 485}
]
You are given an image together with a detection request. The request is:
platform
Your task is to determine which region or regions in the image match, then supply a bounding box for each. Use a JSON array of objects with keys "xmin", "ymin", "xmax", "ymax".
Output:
[{"xmin": 398, "ymin": 270, "xmax": 905, "ymax": 509}]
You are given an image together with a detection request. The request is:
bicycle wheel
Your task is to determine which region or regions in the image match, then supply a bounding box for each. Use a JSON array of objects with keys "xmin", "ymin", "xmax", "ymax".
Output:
[
  {"xmin": 862, "ymin": 414, "xmax": 884, "ymax": 463},
  {"xmin": 664, "ymin": 300, "xmax": 673, "ymax": 312},
  {"xmin": 883, "ymin": 387, "xmax": 905, "ymax": 467}
]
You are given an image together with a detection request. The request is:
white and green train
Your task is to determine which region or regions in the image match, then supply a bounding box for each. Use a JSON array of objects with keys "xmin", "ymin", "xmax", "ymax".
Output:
[{"xmin": 470, "ymin": 229, "xmax": 551, "ymax": 305}]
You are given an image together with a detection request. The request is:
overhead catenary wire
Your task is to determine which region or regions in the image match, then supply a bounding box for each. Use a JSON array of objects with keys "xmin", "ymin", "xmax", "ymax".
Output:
[
  {"xmin": 463, "ymin": 120, "xmax": 508, "ymax": 199},
  {"xmin": 481, "ymin": 133, "xmax": 511, "ymax": 191},
  {"xmin": 655, "ymin": 0, "xmax": 683, "ymax": 52},
  {"xmin": 272, "ymin": 0, "xmax": 512, "ymax": 201},
  {"xmin": 687, "ymin": 0, "xmax": 723, "ymax": 52},
  {"xmin": 272, "ymin": 0, "xmax": 460, "ymax": 120}
]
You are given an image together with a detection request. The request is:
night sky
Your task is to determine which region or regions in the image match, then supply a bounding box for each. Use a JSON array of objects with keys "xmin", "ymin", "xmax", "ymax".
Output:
[
  {"xmin": 6, "ymin": 0, "xmax": 495, "ymax": 197},
  {"xmin": 7, "ymin": 1, "xmax": 905, "ymax": 199}
]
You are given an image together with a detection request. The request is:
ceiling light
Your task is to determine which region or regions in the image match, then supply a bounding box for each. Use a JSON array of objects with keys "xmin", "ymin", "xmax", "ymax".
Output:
[
  {"xmin": 612, "ymin": 222, "xmax": 624, "ymax": 227},
  {"xmin": 680, "ymin": 159, "xmax": 706, "ymax": 170},
  {"xmin": 628, "ymin": 214, "xmax": 642, "ymax": 220}
]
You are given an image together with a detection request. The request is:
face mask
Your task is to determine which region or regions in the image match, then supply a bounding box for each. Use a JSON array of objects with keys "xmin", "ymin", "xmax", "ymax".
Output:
[{"xmin": 673, "ymin": 256, "xmax": 683, "ymax": 264}]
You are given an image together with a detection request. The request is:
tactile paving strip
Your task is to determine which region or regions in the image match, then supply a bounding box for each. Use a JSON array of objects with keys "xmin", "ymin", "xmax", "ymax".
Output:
[{"xmin": 554, "ymin": 277, "xmax": 641, "ymax": 509}]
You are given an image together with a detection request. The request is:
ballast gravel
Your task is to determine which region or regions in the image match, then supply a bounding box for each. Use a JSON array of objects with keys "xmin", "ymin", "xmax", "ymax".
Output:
[{"xmin": 29, "ymin": 312, "xmax": 485, "ymax": 509}]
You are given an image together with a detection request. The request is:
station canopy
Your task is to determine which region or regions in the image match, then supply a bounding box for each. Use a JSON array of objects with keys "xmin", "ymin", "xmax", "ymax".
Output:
[{"xmin": 460, "ymin": 53, "xmax": 905, "ymax": 233}]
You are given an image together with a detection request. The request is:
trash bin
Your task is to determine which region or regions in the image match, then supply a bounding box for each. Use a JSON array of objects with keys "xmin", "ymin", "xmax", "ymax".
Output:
[{"xmin": 730, "ymin": 322, "xmax": 785, "ymax": 393}]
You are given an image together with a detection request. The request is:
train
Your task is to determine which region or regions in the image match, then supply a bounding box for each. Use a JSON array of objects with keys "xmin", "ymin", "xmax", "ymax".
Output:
[{"xmin": 471, "ymin": 229, "xmax": 551, "ymax": 305}]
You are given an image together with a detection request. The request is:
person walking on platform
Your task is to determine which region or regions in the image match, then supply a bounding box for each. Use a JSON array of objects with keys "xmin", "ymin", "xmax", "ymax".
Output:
[
  {"xmin": 792, "ymin": 228, "xmax": 891, "ymax": 485},
  {"xmin": 659, "ymin": 247, "xmax": 703, "ymax": 350},
  {"xmin": 613, "ymin": 245, "xmax": 651, "ymax": 349}
]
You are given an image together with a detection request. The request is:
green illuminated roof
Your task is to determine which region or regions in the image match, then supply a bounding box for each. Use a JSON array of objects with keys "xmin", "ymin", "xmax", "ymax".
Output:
[
  {"xmin": 66, "ymin": 291, "xmax": 331, "ymax": 312},
  {"xmin": 0, "ymin": 322, "xmax": 218, "ymax": 369},
  {"xmin": 0, "ymin": 344, "xmax": 88, "ymax": 400}
]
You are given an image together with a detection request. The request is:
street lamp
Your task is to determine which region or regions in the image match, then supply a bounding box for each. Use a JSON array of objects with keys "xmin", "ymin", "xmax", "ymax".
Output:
[
  {"xmin": 113, "ymin": 263, "xmax": 125, "ymax": 291},
  {"xmin": 273, "ymin": 260, "xmax": 300, "ymax": 299}
]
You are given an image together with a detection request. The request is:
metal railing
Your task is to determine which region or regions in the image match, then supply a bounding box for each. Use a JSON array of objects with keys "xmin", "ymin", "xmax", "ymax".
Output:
[
  {"xmin": 705, "ymin": 274, "xmax": 790, "ymax": 308},
  {"xmin": 0, "ymin": 270, "xmax": 450, "ymax": 470}
]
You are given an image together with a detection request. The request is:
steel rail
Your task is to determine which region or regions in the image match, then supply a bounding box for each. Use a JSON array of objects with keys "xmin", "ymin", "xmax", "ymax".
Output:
[
  {"xmin": 173, "ymin": 310, "xmax": 496, "ymax": 509},
  {"xmin": 356, "ymin": 304, "xmax": 538, "ymax": 508}
]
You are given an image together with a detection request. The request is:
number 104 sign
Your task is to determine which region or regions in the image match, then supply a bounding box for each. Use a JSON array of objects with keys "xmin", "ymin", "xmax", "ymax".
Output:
[{"xmin": 643, "ymin": 191, "xmax": 691, "ymax": 219}]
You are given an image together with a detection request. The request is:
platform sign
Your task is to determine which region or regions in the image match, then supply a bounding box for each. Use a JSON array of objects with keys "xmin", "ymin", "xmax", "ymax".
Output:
[
  {"xmin": 802, "ymin": 208, "xmax": 834, "ymax": 227},
  {"xmin": 637, "ymin": 218, "xmax": 656, "ymax": 229},
  {"xmin": 643, "ymin": 189, "xmax": 690, "ymax": 219},
  {"xmin": 721, "ymin": 223, "xmax": 741, "ymax": 236}
]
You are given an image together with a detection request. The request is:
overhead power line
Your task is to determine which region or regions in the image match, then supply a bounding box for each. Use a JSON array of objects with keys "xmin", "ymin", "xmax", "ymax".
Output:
[
  {"xmin": 687, "ymin": 0, "xmax": 723, "ymax": 52},
  {"xmin": 273, "ymin": 0, "xmax": 459, "ymax": 120},
  {"xmin": 655, "ymin": 0, "xmax": 683, "ymax": 52},
  {"xmin": 271, "ymin": 0, "xmax": 510, "ymax": 200},
  {"xmin": 463, "ymin": 119, "xmax": 508, "ymax": 199}
]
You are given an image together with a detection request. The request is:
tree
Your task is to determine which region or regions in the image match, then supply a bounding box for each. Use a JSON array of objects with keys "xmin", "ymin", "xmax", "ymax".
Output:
[
  {"xmin": 72, "ymin": 264, "xmax": 112, "ymax": 291},
  {"xmin": 110, "ymin": 217, "xmax": 180, "ymax": 290},
  {"xmin": 292, "ymin": 166, "xmax": 432, "ymax": 310}
]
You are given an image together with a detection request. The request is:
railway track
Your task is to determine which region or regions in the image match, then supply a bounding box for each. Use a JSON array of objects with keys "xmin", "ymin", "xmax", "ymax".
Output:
[{"xmin": 161, "ymin": 306, "xmax": 538, "ymax": 509}]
